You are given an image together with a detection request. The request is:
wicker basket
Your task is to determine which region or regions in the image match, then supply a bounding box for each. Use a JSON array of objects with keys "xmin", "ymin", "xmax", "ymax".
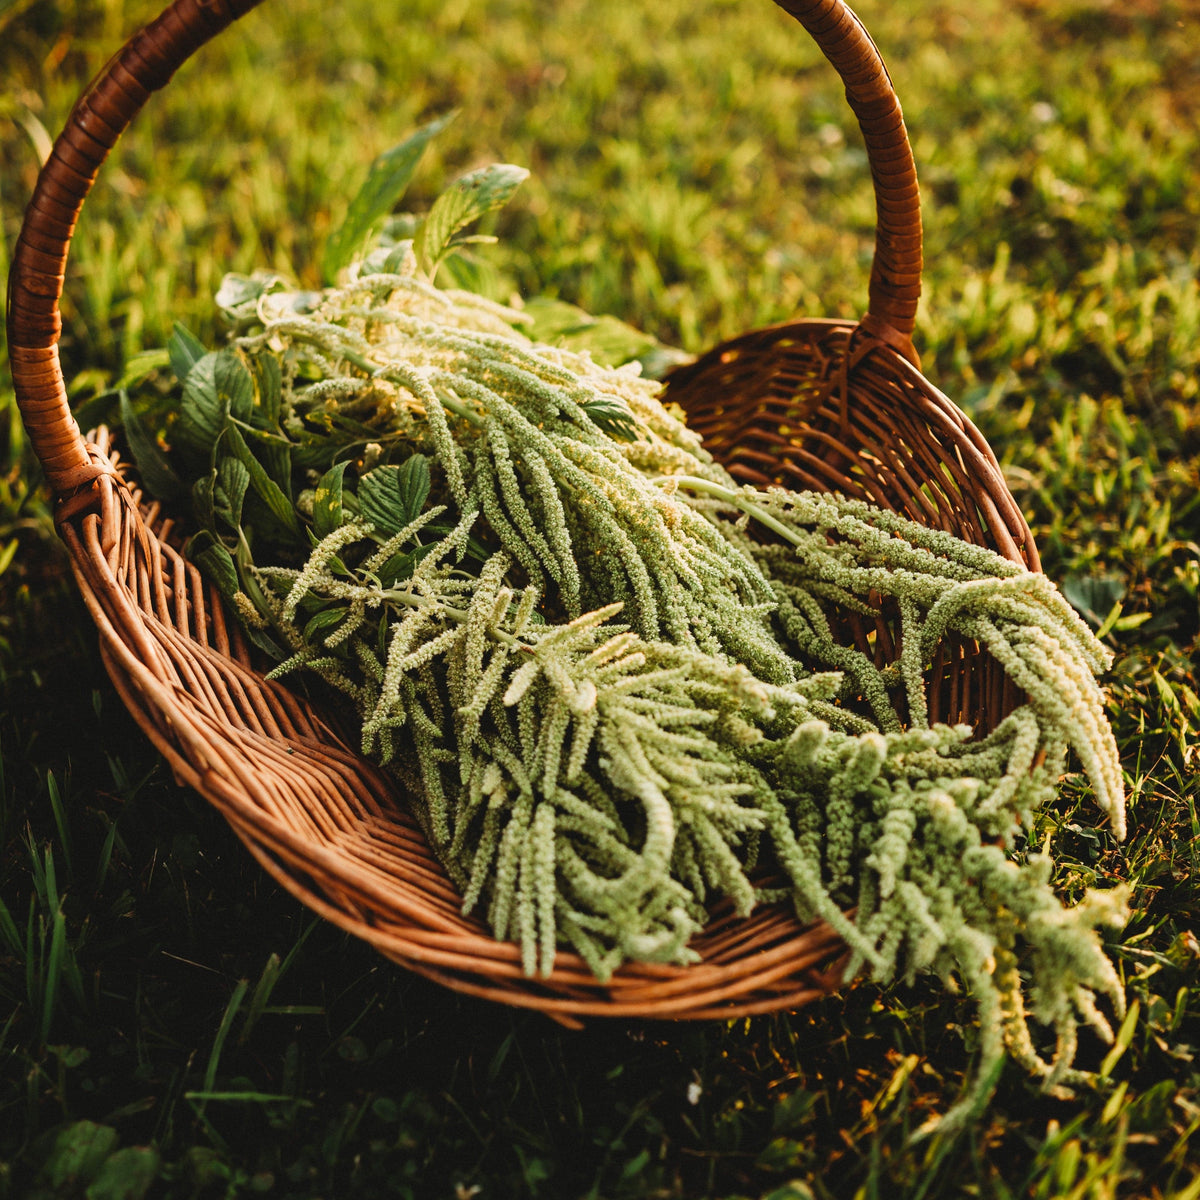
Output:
[{"xmin": 7, "ymin": 0, "xmax": 1037, "ymax": 1024}]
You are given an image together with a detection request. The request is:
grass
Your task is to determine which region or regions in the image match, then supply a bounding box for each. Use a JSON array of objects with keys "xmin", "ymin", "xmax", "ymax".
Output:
[{"xmin": 0, "ymin": 0, "xmax": 1198, "ymax": 1195}]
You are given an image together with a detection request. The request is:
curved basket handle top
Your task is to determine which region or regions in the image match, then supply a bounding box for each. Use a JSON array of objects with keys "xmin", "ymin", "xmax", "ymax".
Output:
[
  {"xmin": 782, "ymin": 0, "xmax": 923, "ymax": 359},
  {"xmin": 8, "ymin": 0, "xmax": 922, "ymax": 501}
]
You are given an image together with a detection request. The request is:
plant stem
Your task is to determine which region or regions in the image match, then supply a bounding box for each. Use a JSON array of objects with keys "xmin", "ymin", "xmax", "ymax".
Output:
[
  {"xmin": 377, "ymin": 585, "xmax": 526, "ymax": 648},
  {"xmin": 337, "ymin": 346, "xmax": 487, "ymax": 429},
  {"xmin": 657, "ymin": 475, "xmax": 803, "ymax": 548}
]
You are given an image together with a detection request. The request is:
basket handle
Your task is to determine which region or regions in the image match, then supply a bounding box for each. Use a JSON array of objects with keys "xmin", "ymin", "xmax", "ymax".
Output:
[
  {"xmin": 8, "ymin": 0, "xmax": 922, "ymax": 502},
  {"xmin": 782, "ymin": 0, "xmax": 923, "ymax": 361}
]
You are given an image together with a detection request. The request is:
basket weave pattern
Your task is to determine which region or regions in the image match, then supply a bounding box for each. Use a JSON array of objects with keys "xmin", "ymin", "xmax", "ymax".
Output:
[{"xmin": 8, "ymin": 0, "xmax": 1036, "ymax": 1021}]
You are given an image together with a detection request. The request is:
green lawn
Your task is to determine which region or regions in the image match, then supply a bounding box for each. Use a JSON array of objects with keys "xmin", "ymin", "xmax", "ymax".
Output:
[{"xmin": 0, "ymin": 0, "xmax": 1197, "ymax": 1196}]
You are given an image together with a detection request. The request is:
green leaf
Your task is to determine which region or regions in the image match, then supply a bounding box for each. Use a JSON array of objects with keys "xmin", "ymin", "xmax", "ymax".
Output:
[
  {"xmin": 225, "ymin": 423, "xmax": 303, "ymax": 544},
  {"xmin": 772, "ymin": 1088, "xmax": 818, "ymax": 1134},
  {"xmin": 436, "ymin": 246, "xmax": 504, "ymax": 300},
  {"xmin": 519, "ymin": 295, "xmax": 692, "ymax": 376},
  {"xmin": 114, "ymin": 347, "xmax": 171, "ymax": 391},
  {"xmin": 214, "ymin": 271, "xmax": 284, "ymax": 318},
  {"xmin": 380, "ymin": 239, "xmax": 416, "ymax": 274},
  {"xmin": 262, "ymin": 440, "xmax": 294, "ymax": 503},
  {"xmin": 215, "ymin": 457, "xmax": 250, "ymax": 533},
  {"xmin": 303, "ymin": 606, "xmax": 350, "ymax": 644},
  {"xmin": 192, "ymin": 472, "xmax": 216, "ymax": 533},
  {"xmin": 581, "ymin": 395, "xmax": 640, "ymax": 442},
  {"xmin": 0, "ymin": 892, "xmax": 21, "ymax": 957},
  {"xmin": 199, "ymin": 979, "xmax": 248, "ymax": 1107},
  {"xmin": 119, "ymin": 390, "xmax": 186, "ymax": 502},
  {"xmin": 84, "ymin": 1145, "xmax": 161, "ymax": 1200},
  {"xmin": 313, "ymin": 461, "xmax": 349, "ymax": 538},
  {"xmin": 322, "ymin": 112, "xmax": 457, "ymax": 283},
  {"xmin": 48, "ymin": 1044, "xmax": 89, "ymax": 1070},
  {"xmin": 417, "ymin": 162, "xmax": 529, "ymax": 273},
  {"xmin": 34, "ymin": 1121, "xmax": 119, "ymax": 1190},
  {"xmin": 522, "ymin": 296, "xmax": 656, "ymax": 366},
  {"xmin": 252, "ymin": 352, "xmax": 283, "ymax": 427},
  {"xmin": 357, "ymin": 454, "xmax": 430, "ymax": 536},
  {"xmin": 186, "ymin": 531, "xmax": 239, "ymax": 600},
  {"xmin": 377, "ymin": 543, "xmax": 436, "ymax": 587},
  {"xmin": 177, "ymin": 377, "xmax": 226, "ymax": 457},
  {"xmin": 214, "ymin": 350, "xmax": 255, "ymax": 422},
  {"xmin": 236, "ymin": 426, "xmax": 294, "ymax": 504},
  {"xmin": 293, "ymin": 430, "xmax": 352, "ymax": 475},
  {"xmin": 375, "ymin": 549, "xmax": 415, "ymax": 588},
  {"xmin": 1061, "ymin": 574, "xmax": 1125, "ymax": 629},
  {"xmin": 426, "ymin": 522, "xmax": 493, "ymax": 566},
  {"xmin": 177, "ymin": 351, "xmax": 253, "ymax": 453},
  {"xmin": 0, "ymin": 537, "xmax": 18, "ymax": 578},
  {"xmin": 167, "ymin": 323, "xmax": 208, "ymax": 386},
  {"xmin": 231, "ymin": 540, "xmax": 290, "ymax": 661},
  {"xmin": 760, "ymin": 1185, "xmax": 816, "ymax": 1200},
  {"xmin": 1100, "ymin": 1000, "xmax": 1140, "ymax": 1076}
]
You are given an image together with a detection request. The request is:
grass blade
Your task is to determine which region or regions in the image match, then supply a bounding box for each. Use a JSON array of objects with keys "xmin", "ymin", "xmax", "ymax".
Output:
[
  {"xmin": 41, "ymin": 842, "xmax": 59, "ymax": 913},
  {"xmin": 24, "ymin": 900, "xmax": 36, "ymax": 1024},
  {"xmin": 199, "ymin": 978, "xmax": 249, "ymax": 1113},
  {"xmin": 239, "ymin": 953, "xmax": 281, "ymax": 1045},
  {"xmin": 45, "ymin": 770, "xmax": 72, "ymax": 881},
  {"xmin": 0, "ymin": 892, "xmax": 21, "ymax": 958},
  {"xmin": 39, "ymin": 903, "xmax": 66, "ymax": 1045},
  {"xmin": 1100, "ymin": 1000, "xmax": 1140, "ymax": 1077},
  {"xmin": 94, "ymin": 816, "xmax": 120, "ymax": 893},
  {"xmin": 183, "ymin": 1091, "xmax": 314, "ymax": 1105}
]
